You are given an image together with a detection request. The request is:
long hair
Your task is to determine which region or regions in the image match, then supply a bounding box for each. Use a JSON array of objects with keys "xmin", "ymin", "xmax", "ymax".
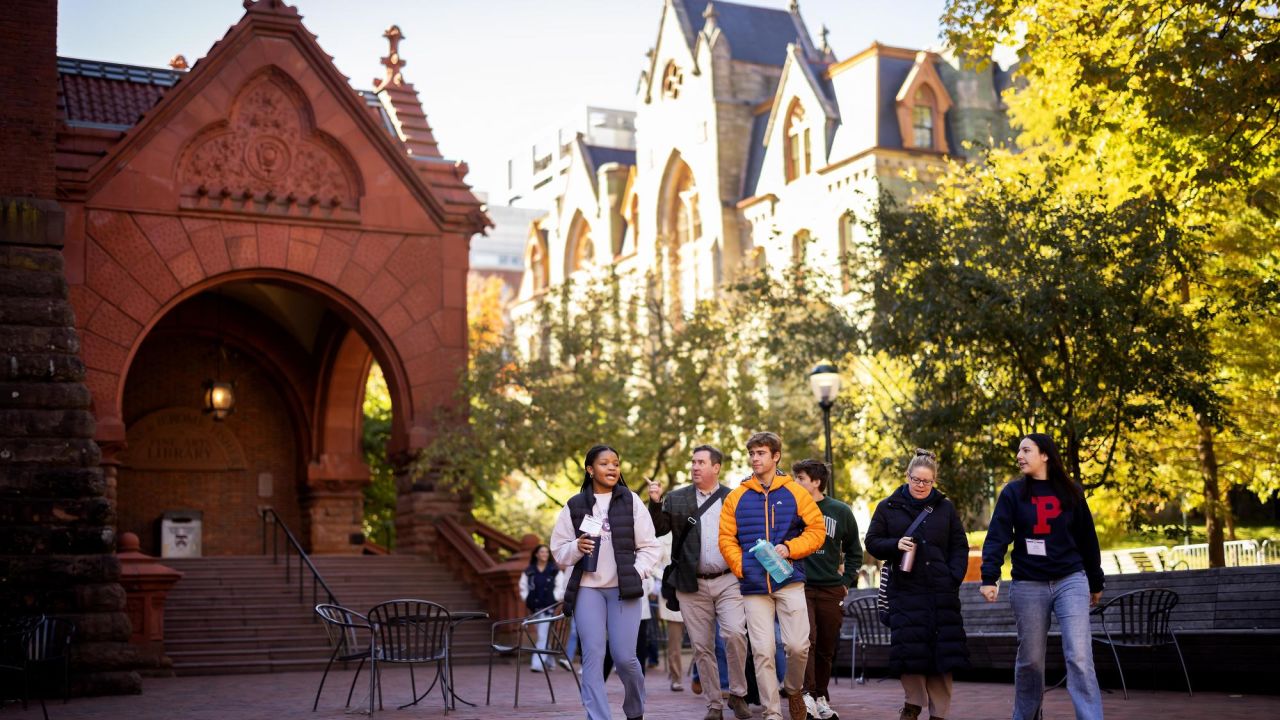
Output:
[
  {"xmin": 1020, "ymin": 433, "xmax": 1083, "ymax": 508},
  {"xmin": 582, "ymin": 444, "xmax": 625, "ymax": 490},
  {"xmin": 527, "ymin": 543, "xmax": 551, "ymax": 570}
]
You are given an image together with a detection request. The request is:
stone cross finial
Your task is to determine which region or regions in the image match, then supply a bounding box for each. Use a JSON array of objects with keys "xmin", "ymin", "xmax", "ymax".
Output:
[
  {"xmin": 789, "ymin": 0, "xmax": 800, "ymax": 12},
  {"xmin": 821, "ymin": 25, "xmax": 831, "ymax": 53},
  {"xmin": 380, "ymin": 25, "xmax": 407, "ymax": 87},
  {"xmin": 169, "ymin": 54, "xmax": 189, "ymax": 70}
]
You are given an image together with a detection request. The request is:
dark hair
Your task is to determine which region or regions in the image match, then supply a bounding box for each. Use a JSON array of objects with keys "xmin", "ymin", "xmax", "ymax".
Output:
[
  {"xmin": 1020, "ymin": 433, "xmax": 1083, "ymax": 508},
  {"xmin": 692, "ymin": 444, "xmax": 724, "ymax": 466},
  {"xmin": 746, "ymin": 431, "xmax": 782, "ymax": 456},
  {"xmin": 583, "ymin": 444, "xmax": 625, "ymax": 489},
  {"xmin": 527, "ymin": 544, "xmax": 551, "ymax": 568},
  {"xmin": 791, "ymin": 459, "xmax": 830, "ymax": 492}
]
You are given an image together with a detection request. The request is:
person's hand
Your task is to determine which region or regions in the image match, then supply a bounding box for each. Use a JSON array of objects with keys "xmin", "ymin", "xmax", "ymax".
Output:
[
  {"xmin": 775, "ymin": 544, "xmax": 790, "ymax": 559},
  {"xmin": 897, "ymin": 536, "xmax": 915, "ymax": 553},
  {"xmin": 577, "ymin": 535, "xmax": 596, "ymax": 554},
  {"xmin": 980, "ymin": 584, "xmax": 999, "ymax": 603},
  {"xmin": 647, "ymin": 480, "xmax": 663, "ymax": 503},
  {"xmin": 1089, "ymin": 591, "xmax": 1102, "ymax": 608}
]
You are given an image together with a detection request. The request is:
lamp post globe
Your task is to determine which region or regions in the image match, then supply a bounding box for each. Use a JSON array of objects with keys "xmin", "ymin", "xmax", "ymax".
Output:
[{"xmin": 808, "ymin": 361, "xmax": 840, "ymax": 500}]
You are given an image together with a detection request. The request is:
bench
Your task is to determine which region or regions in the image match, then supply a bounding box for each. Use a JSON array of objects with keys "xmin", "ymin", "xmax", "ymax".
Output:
[{"xmin": 835, "ymin": 565, "xmax": 1280, "ymax": 693}]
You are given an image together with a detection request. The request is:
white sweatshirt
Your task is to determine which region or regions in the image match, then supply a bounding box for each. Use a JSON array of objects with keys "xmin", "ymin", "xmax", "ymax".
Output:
[{"xmin": 550, "ymin": 490, "xmax": 661, "ymax": 590}]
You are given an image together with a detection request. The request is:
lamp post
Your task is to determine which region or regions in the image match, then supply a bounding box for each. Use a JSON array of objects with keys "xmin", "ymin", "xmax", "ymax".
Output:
[{"xmin": 809, "ymin": 360, "xmax": 841, "ymax": 499}]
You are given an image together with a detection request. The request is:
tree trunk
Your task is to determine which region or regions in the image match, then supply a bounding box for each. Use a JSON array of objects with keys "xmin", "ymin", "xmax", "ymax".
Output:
[
  {"xmin": 1224, "ymin": 488, "xmax": 1237, "ymax": 541},
  {"xmin": 1197, "ymin": 417, "xmax": 1225, "ymax": 568}
]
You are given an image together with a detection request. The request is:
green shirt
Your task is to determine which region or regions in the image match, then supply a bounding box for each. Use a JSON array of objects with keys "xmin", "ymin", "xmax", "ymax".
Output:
[{"xmin": 802, "ymin": 496, "xmax": 861, "ymax": 588}]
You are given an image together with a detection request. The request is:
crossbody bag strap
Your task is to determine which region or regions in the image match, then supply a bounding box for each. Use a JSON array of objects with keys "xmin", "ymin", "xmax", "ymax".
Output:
[
  {"xmin": 674, "ymin": 486, "xmax": 729, "ymax": 556},
  {"xmin": 904, "ymin": 505, "xmax": 934, "ymax": 538}
]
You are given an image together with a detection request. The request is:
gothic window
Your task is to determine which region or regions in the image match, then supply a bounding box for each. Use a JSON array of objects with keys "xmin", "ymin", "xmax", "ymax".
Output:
[
  {"xmin": 662, "ymin": 158, "xmax": 701, "ymax": 316},
  {"xmin": 570, "ymin": 223, "xmax": 595, "ymax": 273},
  {"xmin": 662, "ymin": 62, "xmax": 683, "ymax": 100},
  {"xmin": 838, "ymin": 212, "xmax": 855, "ymax": 293},
  {"xmin": 912, "ymin": 86, "xmax": 936, "ymax": 149},
  {"xmin": 528, "ymin": 234, "xmax": 549, "ymax": 293},
  {"xmin": 784, "ymin": 101, "xmax": 811, "ymax": 183}
]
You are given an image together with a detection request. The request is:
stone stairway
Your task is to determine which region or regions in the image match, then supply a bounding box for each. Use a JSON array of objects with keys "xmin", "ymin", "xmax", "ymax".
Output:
[{"xmin": 162, "ymin": 554, "xmax": 493, "ymax": 676}]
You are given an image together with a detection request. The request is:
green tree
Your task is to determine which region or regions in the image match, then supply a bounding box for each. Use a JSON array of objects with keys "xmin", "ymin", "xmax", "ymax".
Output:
[
  {"xmin": 940, "ymin": 0, "xmax": 1280, "ymax": 563},
  {"xmin": 361, "ymin": 362, "xmax": 396, "ymax": 549},
  {"xmin": 867, "ymin": 161, "xmax": 1222, "ymax": 521}
]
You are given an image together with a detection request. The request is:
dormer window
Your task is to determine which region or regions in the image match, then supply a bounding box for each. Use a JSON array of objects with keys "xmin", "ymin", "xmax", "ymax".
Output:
[
  {"xmin": 662, "ymin": 62, "xmax": 683, "ymax": 100},
  {"xmin": 784, "ymin": 101, "xmax": 811, "ymax": 183},
  {"xmin": 912, "ymin": 87, "xmax": 936, "ymax": 149}
]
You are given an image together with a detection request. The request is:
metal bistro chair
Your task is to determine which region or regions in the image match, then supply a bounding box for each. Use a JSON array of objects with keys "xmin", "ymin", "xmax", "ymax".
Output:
[
  {"xmin": 486, "ymin": 602, "xmax": 580, "ymax": 707},
  {"xmin": 313, "ymin": 604, "xmax": 374, "ymax": 712},
  {"xmin": 1091, "ymin": 588, "xmax": 1192, "ymax": 699},
  {"xmin": 845, "ymin": 596, "xmax": 891, "ymax": 684},
  {"xmin": 0, "ymin": 616, "xmax": 47, "ymax": 720},
  {"xmin": 367, "ymin": 600, "xmax": 453, "ymax": 714}
]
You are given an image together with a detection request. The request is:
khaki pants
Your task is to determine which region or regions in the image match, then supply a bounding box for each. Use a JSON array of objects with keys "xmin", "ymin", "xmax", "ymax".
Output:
[
  {"xmin": 676, "ymin": 572, "xmax": 748, "ymax": 710},
  {"xmin": 901, "ymin": 673, "xmax": 953, "ymax": 718},
  {"xmin": 743, "ymin": 582, "xmax": 810, "ymax": 720},
  {"xmin": 665, "ymin": 620, "xmax": 684, "ymax": 683}
]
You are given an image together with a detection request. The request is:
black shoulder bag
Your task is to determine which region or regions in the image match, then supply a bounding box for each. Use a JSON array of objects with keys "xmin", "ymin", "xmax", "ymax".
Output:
[
  {"xmin": 876, "ymin": 504, "xmax": 933, "ymax": 626},
  {"xmin": 661, "ymin": 486, "xmax": 729, "ymax": 612}
]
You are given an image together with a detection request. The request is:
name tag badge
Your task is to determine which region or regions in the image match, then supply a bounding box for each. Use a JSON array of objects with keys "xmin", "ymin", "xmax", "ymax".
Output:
[
  {"xmin": 579, "ymin": 515, "xmax": 604, "ymax": 535},
  {"xmin": 1026, "ymin": 538, "xmax": 1047, "ymax": 557}
]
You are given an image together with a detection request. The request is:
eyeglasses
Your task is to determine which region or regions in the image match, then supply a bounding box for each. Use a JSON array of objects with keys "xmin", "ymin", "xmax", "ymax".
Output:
[{"xmin": 908, "ymin": 476, "xmax": 935, "ymax": 486}]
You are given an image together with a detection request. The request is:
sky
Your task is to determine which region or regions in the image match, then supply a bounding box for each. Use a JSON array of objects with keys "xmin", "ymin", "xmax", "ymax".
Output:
[{"xmin": 58, "ymin": 0, "xmax": 949, "ymax": 198}]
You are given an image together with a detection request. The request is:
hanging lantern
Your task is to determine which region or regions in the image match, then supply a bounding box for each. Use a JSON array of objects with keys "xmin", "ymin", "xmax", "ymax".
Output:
[{"xmin": 203, "ymin": 379, "xmax": 236, "ymax": 420}]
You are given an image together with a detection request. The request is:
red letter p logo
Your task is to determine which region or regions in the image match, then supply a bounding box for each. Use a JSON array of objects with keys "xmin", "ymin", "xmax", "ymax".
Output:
[{"xmin": 1032, "ymin": 496, "xmax": 1061, "ymax": 534}]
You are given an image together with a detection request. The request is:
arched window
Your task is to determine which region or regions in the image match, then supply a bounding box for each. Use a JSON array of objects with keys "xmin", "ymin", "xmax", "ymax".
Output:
[
  {"xmin": 660, "ymin": 156, "xmax": 702, "ymax": 316},
  {"xmin": 912, "ymin": 86, "xmax": 936, "ymax": 149},
  {"xmin": 662, "ymin": 61, "xmax": 683, "ymax": 100},
  {"xmin": 792, "ymin": 230, "xmax": 811, "ymax": 267},
  {"xmin": 784, "ymin": 101, "xmax": 811, "ymax": 183},
  {"xmin": 566, "ymin": 214, "xmax": 595, "ymax": 275}
]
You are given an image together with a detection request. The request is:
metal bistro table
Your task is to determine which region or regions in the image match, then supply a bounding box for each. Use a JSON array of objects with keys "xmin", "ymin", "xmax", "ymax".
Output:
[{"xmin": 400, "ymin": 608, "xmax": 490, "ymax": 711}]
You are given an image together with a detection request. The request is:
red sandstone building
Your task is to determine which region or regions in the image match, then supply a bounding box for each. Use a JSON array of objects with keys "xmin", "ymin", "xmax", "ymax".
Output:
[{"xmin": 55, "ymin": 1, "xmax": 484, "ymax": 556}]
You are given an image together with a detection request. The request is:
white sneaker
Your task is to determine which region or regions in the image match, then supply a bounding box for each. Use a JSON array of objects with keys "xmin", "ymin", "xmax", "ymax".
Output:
[
  {"xmin": 814, "ymin": 696, "xmax": 837, "ymax": 720},
  {"xmin": 802, "ymin": 693, "xmax": 819, "ymax": 719}
]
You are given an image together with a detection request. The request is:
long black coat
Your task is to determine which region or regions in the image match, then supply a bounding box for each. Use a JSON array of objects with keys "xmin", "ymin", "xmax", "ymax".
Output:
[{"xmin": 864, "ymin": 484, "xmax": 970, "ymax": 675}]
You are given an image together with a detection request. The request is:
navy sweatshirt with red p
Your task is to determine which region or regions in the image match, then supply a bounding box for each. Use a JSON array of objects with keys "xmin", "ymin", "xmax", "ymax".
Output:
[{"xmin": 980, "ymin": 478, "xmax": 1105, "ymax": 593}]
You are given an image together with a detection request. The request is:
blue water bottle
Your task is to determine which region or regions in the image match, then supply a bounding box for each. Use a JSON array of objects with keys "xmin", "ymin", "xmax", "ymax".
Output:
[{"xmin": 749, "ymin": 538, "xmax": 794, "ymax": 583}]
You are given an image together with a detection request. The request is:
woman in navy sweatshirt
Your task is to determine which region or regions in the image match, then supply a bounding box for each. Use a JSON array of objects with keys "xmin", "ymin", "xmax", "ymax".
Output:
[{"xmin": 980, "ymin": 433, "xmax": 1105, "ymax": 720}]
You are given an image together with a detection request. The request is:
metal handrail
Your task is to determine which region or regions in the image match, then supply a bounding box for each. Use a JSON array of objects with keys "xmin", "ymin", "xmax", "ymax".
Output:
[{"xmin": 260, "ymin": 508, "xmax": 339, "ymax": 614}]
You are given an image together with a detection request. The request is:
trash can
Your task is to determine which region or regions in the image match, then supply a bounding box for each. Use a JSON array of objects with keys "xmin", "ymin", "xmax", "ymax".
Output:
[{"xmin": 159, "ymin": 510, "xmax": 203, "ymax": 558}]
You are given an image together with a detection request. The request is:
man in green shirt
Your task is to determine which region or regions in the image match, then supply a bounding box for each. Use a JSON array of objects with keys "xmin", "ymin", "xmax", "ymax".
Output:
[{"xmin": 793, "ymin": 459, "xmax": 860, "ymax": 720}]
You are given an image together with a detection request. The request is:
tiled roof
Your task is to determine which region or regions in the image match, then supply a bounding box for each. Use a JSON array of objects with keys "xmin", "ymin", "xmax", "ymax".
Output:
[
  {"xmin": 681, "ymin": 0, "xmax": 806, "ymax": 67},
  {"xmin": 582, "ymin": 144, "xmax": 636, "ymax": 174},
  {"xmin": 58, "ymin": 57, "xmax": 182, "ymax": 128}
]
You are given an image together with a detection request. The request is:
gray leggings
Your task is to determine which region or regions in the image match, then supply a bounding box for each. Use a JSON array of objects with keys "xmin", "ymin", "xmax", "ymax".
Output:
[{"xmin": 575, "ymin": 586, "xmax": 645, "ymax": 720}]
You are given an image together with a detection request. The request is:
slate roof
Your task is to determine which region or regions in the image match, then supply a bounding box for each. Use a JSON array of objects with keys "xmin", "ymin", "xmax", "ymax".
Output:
[
  {"xmin": 740, "ymin": 110, "xmax": 771, "ymax": 199},
  {"xmin": 876, "ymin": 55, "xmax": 916, "ymax": 148},
  {"xmin": 582, "ymin": 144, "xmax": 636, "ymax": 174},
  {"xmin": 680, "ymin": 0, "xmax": 806, "ymax": 67},
  {"xmin": 57, "ymin": 56, "xmax": 395, "ymax": 136}
]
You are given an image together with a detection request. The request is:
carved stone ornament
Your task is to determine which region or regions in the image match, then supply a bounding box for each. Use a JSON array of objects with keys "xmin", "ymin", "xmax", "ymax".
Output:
[{"xmin": 178, "ymin": 69, "xmax": 362, "ymax": 221}]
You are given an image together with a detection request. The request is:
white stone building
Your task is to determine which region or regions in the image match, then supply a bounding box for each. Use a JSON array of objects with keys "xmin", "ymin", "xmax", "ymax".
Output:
[{"xmin": 511, "ymin": 0, "xmax": 1011, "ymax": 333}]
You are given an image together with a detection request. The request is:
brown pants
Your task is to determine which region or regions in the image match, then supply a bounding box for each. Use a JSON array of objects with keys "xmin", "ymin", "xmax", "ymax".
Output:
[
  {"xmin": 803, "ymin": 584, "xmax": 847, "ymax": 700},
  {"xmin": 901, "ymin": 673, "xmax": 953, "ymax": 718},
  {"xmin": 665, "ymin": 620, "xmax": 684, "ymax": 683}
]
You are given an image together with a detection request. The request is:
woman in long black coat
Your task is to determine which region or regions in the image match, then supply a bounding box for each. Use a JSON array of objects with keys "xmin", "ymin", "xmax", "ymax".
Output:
[{"xmin": 864, "ymin": 449, "xmax": 970, "ymax": 720}]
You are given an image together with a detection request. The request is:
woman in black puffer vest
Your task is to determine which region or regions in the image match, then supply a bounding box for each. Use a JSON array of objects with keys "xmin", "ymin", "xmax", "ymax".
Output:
[
  {"xmin": 865, "ymin": 449, "xmax": 970, "ymax": 720},
  {"xmin": 550, "ymin": 445, "xmax": 661, "ymax": 720},
  {"xmin": 520, "ymin": 543, "xmax": 561, "ymax": 672}
]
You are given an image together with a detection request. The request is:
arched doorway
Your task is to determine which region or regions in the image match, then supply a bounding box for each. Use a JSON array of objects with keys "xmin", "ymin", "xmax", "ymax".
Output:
[{"xmin": 116, "ymin": 274, "xmax": 407, "ymax": 555}]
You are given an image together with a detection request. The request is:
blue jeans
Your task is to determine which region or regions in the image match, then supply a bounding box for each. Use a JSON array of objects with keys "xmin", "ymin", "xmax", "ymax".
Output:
[
  {"xmin": 1009, "ymin": 571, "xmax": 1104, "ymax": 720},
  {"xmin": 575, "ymin": 587, "xmax": 645, "ymax": 720}
]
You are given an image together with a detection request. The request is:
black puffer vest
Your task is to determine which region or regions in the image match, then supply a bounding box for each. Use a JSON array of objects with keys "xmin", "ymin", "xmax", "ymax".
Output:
[{"xmin": 562, "ymin": 481, "xmax": 643, "ymax": 615}]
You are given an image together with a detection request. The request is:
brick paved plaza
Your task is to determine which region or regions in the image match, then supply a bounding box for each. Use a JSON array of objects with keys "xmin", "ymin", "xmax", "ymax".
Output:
[{"xmin": 5, "ymin": 661, "xmax": 1278, "ymax": 720}]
